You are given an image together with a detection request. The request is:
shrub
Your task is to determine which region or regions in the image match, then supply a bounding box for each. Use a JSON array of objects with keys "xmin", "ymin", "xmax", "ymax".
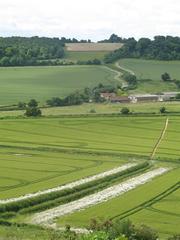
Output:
[
  {"xmin": 121, "ymin": 107, "xmax": 130, "ymax": 115},
  {"xmin": 160, "ymin": 107, "xmax": 166, "ymax": 114}
]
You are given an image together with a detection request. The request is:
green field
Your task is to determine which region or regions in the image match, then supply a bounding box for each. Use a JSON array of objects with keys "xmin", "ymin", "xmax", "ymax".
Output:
[
  {"xmin": 58, "ymin": 168, "xmax": 180, "ymax": 237},
  {"xmin": 0, "ymin": 66, "xmax": 117, "ymax": 105},
  {"xmin": 118, "ymin": 59, "xmax": 180, "ymax": 93},
  {"xmin": 0, "ymin": 116, "xmax": 165, "ymax": 199},
  {"xmin": 64, "ymin": 51, "xmax": 107, "ymax": 61},
  {"xmin": 0, "ymin": 115, "xmax": 179, "ymax": 238},
  {"xmin": 1, "ymin": 102, "xmax": 180, "ymax": 118}
]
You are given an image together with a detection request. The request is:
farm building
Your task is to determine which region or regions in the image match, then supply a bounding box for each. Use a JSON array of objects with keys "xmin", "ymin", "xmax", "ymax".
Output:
[
  {"xmin": 129, "ymin": 94, "xmax": 161, "ymax": 103},
  {"xmin": 110, "ymin": 96, "xmax": 131, "ymax": 103},
  {"xmin": 100, "ymin": 92, "xmax": 116, "ymax": 100},
  {"xmin": 161, "ymin": 92, "xmax": 180, "ymax": 101}
]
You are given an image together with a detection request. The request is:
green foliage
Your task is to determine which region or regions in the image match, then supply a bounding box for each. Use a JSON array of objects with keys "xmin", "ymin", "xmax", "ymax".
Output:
[
  {"xmin": 104, "ymin": 36, "xmax": 180, "ymax": 63},
  {"xmin": 77, "ymin": 59, "xmax": 101, "ymax": 65},
  {"xmin": 24, "ymin": 107, "xmax": 42, "ymax": 117},
  {"xmin": 80, "ymin": 231, "xmax": 109, "ymax": 240},
  {"xmin": 25, "ymin": 99, "xmax": 41, "ymax": 117},
  {"xmin": 161, "ymin": 72, "xmax": 171, "ymax": 81},
  {"xmin": 122, "ymin": 73, "xmax": 137, "ymax": 89},
  {"xmin": 121, "ymin": 107, "xmax": 130, "ymax": 114},
  {"xmin": 160, "ymin": 107, "xmax": 166, "ymax": 113},
  {"xmin": 18, "ymin": 102, "xmax": 26, "ymax": 110},
  {"xmin": 28, "ymin": 99, "xmax": 38, "ymax": 107},
  {"xmin": 0, "ymin": 36, "xmax": 64, "ymax": 66},
  {"xmin": 133, "ymin": 224, "xmax": 158, "ymax": 240}
]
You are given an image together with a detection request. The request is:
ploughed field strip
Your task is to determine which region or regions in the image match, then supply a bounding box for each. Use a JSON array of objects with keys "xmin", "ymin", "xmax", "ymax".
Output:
[
  {"xmin": 0, "ymin": 163, "xmax": 137, "ymax": 204},
  {"xmin": 32, "ymin": 167, "xmax": 169, "ymax": 224},
  {"xmin": 0, "ymin": 116, "xmax": 178, "ymax": 200}
]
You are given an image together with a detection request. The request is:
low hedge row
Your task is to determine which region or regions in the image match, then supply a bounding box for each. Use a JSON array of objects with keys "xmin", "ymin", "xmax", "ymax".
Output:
[{"xmin": 0, "ymin": 162, "xmax": 150, "ymax": 217}]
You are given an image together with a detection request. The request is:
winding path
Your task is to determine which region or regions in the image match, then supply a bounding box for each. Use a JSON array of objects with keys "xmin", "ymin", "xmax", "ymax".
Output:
[{"xmin": 150, "ymin": 118, "xmax": 169, "ymax": 159}]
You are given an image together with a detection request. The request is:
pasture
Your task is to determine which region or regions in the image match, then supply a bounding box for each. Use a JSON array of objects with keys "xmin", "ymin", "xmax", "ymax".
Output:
[
  {"xmin": 0, "ymin": 66, "xmax": 117, "ymax": 105},
  {"xmin": 118, "ymin": 59, "xmax": 180, "ymax": 93}
]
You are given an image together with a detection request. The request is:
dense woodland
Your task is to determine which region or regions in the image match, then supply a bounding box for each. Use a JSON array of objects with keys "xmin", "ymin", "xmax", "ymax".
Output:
[
  {"xmin": 0, "ymin": 36, "xmax": 92, "ymax": 66},
  {"xmin": 1, "ymin": 35, "xmax": 180, "ymax": 66},
  {"xmin": 104, "ymin": 35, "xmax": 180, "ymax": 62}
]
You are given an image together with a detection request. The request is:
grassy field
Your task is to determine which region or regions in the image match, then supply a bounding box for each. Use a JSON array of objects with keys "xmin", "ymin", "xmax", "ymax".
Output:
[
  {"xmin": 0, "ymin": 116, "xmax": 169, "ymax": 199},
  {"xmin": 64, "ymin": 51, "xmax": 107, "ymax": 61},
  {"xmin": 57, "ymin": 167, "xmax": 179, "ymax": 237},
  {"xmin": 118, "ymin": 59, "xmax": 180, "ymax": 93},
  {"xmin": 0, "ymin": 102, "xmax": 180, "ymax": 118},
  {"xmin": 0, "ymin": 115, "xmax": 179, "ymax": 238},
  {"xmin": 0, "ymin": 66, "xmax": 117, "ymax": 105}
]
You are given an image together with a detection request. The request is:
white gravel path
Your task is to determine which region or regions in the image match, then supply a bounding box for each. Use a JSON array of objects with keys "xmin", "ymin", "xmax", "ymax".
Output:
[
  {"xmin": 0, "ymin": 163, "xmax": 137, "ymax": 205},
  {"xmin": 32, "ymin": 167, "xmax": 169, "ymax": 225}
]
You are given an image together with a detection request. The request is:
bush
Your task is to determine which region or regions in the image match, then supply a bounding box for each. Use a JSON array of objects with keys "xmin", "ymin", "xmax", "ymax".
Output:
[
  {"xmin": 25, "ymin": 107, "xmax": 42, "ymax": 117},
  {"xmin": 80, "ymin": 231, "xmax": 109, "ymax": 240},
  {"xmin": 121, "ymin": 107, "xmax": 130, "ymax": 115},
  {"xmin": 160, "ymin": 107, "xmax": 166, "ymax": 114}
]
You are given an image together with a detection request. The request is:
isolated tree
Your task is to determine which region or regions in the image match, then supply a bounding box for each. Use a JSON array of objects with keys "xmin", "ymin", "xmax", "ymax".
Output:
[
  {"xmin": 121, "ymin": 107, "xmax": 130, "ymax": 115},
  {"xmin": 160, "ymin": 107, "xmax": 166, "ymax": 114},
  {"xmin": 25, "ymin": 107, "xmax": 42, "ymax": 117},
  {"xmin": 161, "ymin": 72, "xmax": 171, "ymax": 81},
  {"xmin": 28, "ymin": 99, "xmax": 38, "ymax": 107},
  {"xmin": 25, "ymin": 99, "xmax": 41, "ymax": 117}
]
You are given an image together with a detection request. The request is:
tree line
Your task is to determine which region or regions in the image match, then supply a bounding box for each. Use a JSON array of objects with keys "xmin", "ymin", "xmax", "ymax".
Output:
[
  {"xmin": 104, "ymin": 35, "xmax": 180, "ymax": 63},
  {"xmin": 0, "ymin": 36, "xmax": 93, "ymax": 67}
]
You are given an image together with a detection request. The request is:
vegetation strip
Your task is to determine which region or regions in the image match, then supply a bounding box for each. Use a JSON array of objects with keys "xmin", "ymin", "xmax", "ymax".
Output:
[
  {"xmin": 150, "ymin": 118, "xmax": 169, "ymax": 159},
  {"xmin": 0, "ymin": 163, "xmax": 137, "ymax": 204},
  {"xmin": 32, "ymin": 167, "xmax": 169, "ymax": 224},
  {"xmin": 0, "ymin": 162, "xmax": 149, "ymax": 217}
]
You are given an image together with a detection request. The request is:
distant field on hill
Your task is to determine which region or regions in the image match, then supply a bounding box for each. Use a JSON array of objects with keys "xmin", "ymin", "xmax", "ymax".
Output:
[
  {"xmin": 118, "ymin": 59, "xmax": 180, "ymax": 93},
  {"xmin": 66, "ymin": 43, "xmax": 123, "ymax": 52},
  {"xmin": 64, "ymin": 51, "xmax": 107, "ymax": 61},
  {"xmin": 0, "ymin": 66, "xmax": 117, "ymax": 105}
]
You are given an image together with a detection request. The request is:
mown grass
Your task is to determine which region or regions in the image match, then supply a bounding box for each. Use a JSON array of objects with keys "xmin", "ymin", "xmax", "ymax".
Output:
[
  {"xmin": 0, "ymin": 66, "xmax": 117, "ymax": 105},
  {"xmin": 118, "ymin": 59, "xmax": 180, "ymax": 93}
]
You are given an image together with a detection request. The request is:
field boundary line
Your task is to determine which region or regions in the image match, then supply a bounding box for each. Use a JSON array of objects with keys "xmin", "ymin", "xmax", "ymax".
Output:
[{"xmin": 150, "ymin": 118, "xmax": 169, "ymax": 159}]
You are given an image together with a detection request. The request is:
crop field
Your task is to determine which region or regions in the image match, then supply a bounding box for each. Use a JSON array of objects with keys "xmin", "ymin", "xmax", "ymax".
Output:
[
  {"xmin": 65, "ymin": 43, "xmax": 123, "ymax": 52},
  {"xmin": 64, "ymin": 51, "xmax": 107, "ymax": 61},
  {"xmin": 118, "ymin": 59, "xmax": 180, "ymax": 93},
  {"xmin": 0, "ymin": 66, "xmax": 117, "ymax": 105},
  {"xmin": 57, "ymin": 168, "xmax": 180, "ymax": 237},
  {"xmin": 0, "ymin": 116, "xmax": 179, "ymax": 238}
]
